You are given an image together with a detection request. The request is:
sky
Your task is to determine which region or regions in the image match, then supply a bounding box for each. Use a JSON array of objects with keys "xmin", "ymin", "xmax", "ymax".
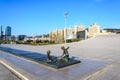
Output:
[{"xmin": 0, "ymin": 0, "xmax": 120, "ymax": 36}]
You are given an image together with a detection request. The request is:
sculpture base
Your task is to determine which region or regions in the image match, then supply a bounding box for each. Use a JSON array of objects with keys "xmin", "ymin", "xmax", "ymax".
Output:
[
  {"xmin": 0, "ymin": 46, "xmax": 81, "ymax": 69},
  {"xmin": 37, "ymin": 58, "xmax": 81, "ymax": 69}
]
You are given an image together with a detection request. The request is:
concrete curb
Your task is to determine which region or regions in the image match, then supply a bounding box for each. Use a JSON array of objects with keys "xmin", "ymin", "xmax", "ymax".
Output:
[{"xmin": 0, "ymin": 60, "xmax": 29, "ymax": 80}]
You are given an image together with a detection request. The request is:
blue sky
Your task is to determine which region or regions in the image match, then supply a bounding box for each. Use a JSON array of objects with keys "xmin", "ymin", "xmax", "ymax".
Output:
[{"xmin": 0, "ymin": 0, "xmax": 120, "ymax": 36}]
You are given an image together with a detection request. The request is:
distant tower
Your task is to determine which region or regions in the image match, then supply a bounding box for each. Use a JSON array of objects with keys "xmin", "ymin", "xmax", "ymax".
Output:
[
  {"xmin": 5, "ymin": 26, "xmax": 11, "ymax": 36},
  {"xmin": 5, "ymin": 26, "xmax": 11, "ymax": 40},
  {"xmin": 0, "ymin": 25, "xmax": 3, "ymax": 40},
  {"xmin": 88, "ymin": 23, "xmax": 100, "ymax": 37}
]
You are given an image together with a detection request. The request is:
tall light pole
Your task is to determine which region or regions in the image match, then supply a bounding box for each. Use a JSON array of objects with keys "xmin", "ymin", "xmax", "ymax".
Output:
[{"xmin": 64, "ymin": 12, "xmax": 68, "ymax": 44}]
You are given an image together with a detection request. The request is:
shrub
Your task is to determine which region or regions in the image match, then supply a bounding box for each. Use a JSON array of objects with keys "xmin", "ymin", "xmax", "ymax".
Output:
[{"xmin": 66, "ymin": 38, "xmax": 80, "ymax": 43}]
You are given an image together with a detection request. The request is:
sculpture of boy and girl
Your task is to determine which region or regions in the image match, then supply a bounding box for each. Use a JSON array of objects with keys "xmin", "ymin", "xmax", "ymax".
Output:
[{"xmin": 46, "ymin": 46, "xmax": 69, "ymax": 62}]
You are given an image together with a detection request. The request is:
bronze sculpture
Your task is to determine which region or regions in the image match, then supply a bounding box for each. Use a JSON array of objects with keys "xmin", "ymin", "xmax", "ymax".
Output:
[
  {"xmin": 57, "ymin": 46, "xmax": 70, "ymax": 62},
  {"xmin": 46, "ymin": 50, "xmax": 52, "ymax": 62}
]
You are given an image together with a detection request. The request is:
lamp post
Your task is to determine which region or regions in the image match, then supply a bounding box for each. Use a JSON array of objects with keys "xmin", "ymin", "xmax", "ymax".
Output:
[{"xmin": 64, "ymin": 12, "xmax": 68, "ymax": 44}]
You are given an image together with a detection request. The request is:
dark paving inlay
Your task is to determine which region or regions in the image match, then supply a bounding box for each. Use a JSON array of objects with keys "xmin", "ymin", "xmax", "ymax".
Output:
[{"xmin": 0, "ymin": 46, "xmax": 80, "ymax": 69}]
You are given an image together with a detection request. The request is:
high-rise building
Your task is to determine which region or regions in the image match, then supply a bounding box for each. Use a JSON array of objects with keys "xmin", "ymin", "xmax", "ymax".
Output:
[
  {"xmin": 88, "ymin": 23, "xmax": 100, "ymax": 37},
  {"xmin": 74, "ymin": 25, "xmax": 85, "ymax": 35},
  {"xmin": 5, "ymin": 26, "xmax": 12, "ymax": 40},
  {"xmin": 49, "ymin": 30, "xmax": 58, "ymax": 43},
  {"xmin": 0, "ymin": 25, "xmax": 4, "ymax": 40},
  {"xmin": 49, "ymin": 29, "xmax": 64, "ymax": 43},
  {"xmin": 57, "ymin": 29, "xmax": 64, "ymax": 43},
  {"xmin": 5, "ymin": 26, "xmax": 11, "ymax": 36}
]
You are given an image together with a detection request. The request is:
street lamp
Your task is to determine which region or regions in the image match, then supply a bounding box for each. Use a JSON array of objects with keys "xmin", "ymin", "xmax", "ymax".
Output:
[{"xmin": 64, "ymin": 12, "xmax": 68, "ymax": 44}]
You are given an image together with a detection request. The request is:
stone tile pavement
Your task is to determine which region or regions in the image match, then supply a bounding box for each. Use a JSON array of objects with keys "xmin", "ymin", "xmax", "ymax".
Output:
[
  {"xmin": 0, "ymin": 34, "xmax": 120, "ymax": 80},
  {"xmin": 0, "ymin": 63, "xmax": 20, "ymax": 80}
]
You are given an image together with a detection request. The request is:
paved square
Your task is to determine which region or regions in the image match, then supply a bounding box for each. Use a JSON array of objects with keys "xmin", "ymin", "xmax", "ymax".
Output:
[{"xmin": 0, "ymin": 34, "xmax": 120, "ymax": 80}]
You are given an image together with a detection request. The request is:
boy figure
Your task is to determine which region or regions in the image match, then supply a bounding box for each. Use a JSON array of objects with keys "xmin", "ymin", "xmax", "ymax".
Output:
[{"xmin": 61, "ymin": 46, "xmax": 69, "ymax": 62}]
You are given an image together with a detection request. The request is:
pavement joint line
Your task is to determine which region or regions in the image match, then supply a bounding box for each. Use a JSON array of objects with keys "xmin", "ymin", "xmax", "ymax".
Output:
[
  {"xmin": 0, "ymin": 60, "xmax": 29, "ymax": 80},
  {"xmin": 83, "ymin": 64, "xmax": 112, "ymax": 80}
]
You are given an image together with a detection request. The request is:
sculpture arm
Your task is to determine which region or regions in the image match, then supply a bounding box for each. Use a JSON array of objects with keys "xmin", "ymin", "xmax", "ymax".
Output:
[{"xmin": 66, "ymin": 46, "xmax": 69, "ymax": 50}]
